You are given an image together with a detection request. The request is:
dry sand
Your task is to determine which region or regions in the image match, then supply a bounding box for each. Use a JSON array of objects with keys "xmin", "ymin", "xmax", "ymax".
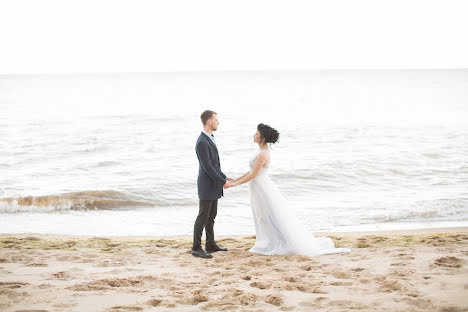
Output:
[{"xmin": 1, "ymin": 227, "xmax": 468, "ymax": 311}]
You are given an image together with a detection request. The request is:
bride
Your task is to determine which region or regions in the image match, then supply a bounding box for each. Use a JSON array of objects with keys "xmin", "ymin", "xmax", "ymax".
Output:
[{"xmin": 230, "ymin": 124, "xmax": 351, "ymax": 257}]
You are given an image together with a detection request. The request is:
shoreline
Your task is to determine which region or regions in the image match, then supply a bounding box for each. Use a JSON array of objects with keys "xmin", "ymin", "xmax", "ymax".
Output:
[
  {"xmin": 1, "ymin": 227, "xmax": 467, "ymax": 311},
  {"xmin": 2, "ymin": 226, "xmax": 467, "ymax": 240}
]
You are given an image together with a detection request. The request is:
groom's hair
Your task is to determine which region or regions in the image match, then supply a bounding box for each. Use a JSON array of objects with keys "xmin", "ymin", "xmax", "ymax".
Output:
[{"xmin": 200, "ymin": 110, "xmax": 217, "ymax": 125}]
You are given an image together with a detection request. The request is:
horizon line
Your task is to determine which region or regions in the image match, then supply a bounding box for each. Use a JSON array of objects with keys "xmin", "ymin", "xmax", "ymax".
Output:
[{"xmin": 1, "ymin": 67, "xmax": 467, "ymax": 78}]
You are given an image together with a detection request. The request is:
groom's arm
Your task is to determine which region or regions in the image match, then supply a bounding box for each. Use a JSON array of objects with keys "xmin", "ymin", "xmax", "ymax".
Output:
[{"xmin": 196, "ymin": 141, "xmax": 227, "ymax": 186}]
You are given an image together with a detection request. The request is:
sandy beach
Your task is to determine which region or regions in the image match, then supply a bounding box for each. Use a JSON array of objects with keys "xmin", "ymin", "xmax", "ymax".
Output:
[{"xmin": 1, "ymin": 227, "xmax": 467, "ymax": 311}]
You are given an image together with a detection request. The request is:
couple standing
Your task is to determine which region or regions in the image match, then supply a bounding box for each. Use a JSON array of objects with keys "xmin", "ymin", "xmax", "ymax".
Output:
[{"xmin": 192, "ymin": 110, "xmax": 351, "ymax": 259}]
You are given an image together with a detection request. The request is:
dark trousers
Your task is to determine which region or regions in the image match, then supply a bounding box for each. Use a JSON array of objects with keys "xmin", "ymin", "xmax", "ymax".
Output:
[{"xmin": 193, "ymin": 199, "xmax": 218, "ymax": 250}]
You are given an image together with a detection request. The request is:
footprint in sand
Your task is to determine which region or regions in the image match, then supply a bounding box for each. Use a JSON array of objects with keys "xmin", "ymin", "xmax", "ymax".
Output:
[
  {"xmin": 69, "ymin": 277, "xmax": 145, "ymax": 291},
  {"xmin": 282, "ymin": 281, "xmax": 327, "ymax": 294},
  {"xmin": 351, "ymin": 267, "xmax": 365, "ymax": 272},
  {"xmin": 389, "ymin": 269, "xmax": 413, "ymax": 278},
  {"xmin": 250, "ymin": 281, "xmax": 271, "ymax": 289},
  {"xmin": 238, "ymin": 293, "xmax": 258, "ymax": 305},
  {"xmin": 108, "ymin": 305, "xmax": 143, "ymax": 311},
  {"xmin": 379, "ymin": 279, "xmax": 407, "ymax": 293},
  {"xmin": 0, "ymin": 281, "xmax": 29, "ymax": 289},
  {"xmin": 188, "ymin": 294, "xmax": 209, "ymax": 305},
  {"xmin": 52, "ymin": 271, "xmax": 72, "ymax": 279},
  {"xmin": 265, "ymin": 294, "xmax": 284, "ymax": 306},
  {"xmin": 56, "ymin": 255, "xmax": 81, "ymax": 262},
  {"xmin": 329, "ymin": 281, "xmax": 353, "ymax": 286},
  {"xmin": 432, "ymin": 256, "xmax": 464, "ymax": 269},
  {"xmin": 25, "ymin": 263, "xmax": 48, "ymax": 267},
  {"xmin": 241, "ymin": 274, "xmax": 251, "ymax": 281},
  {"xmin": 283, "ymin": 275, "xmax": 300, "ymax": 283},
  {"xmin": 439, "ymin": 306, "xmax": 468, "ymax": 312},
  {"xmin": 405, "ymin": 291, "xmax": 420, "ymax": 297},
  {"xmin": 272, "ymin": 267, "xmax": 286, "ymax": 273},
  {"xmin": 146, "ymin": 299, "xmax": 162, "ymax": 306},
  {"xmin": 394, "ymin": 297, "xmax": 434, "ymax": 309},
  {"xmin": 396, "ymin": 253, "xmax": 416, "ymax": 260},
  {"xmin": 9, "ymin": 256, "xmax": 33, "ymax": 263},
  {"xmin": 329, "ymin": 270, "xmax": 351, "ymax": 279},
  {"xmin": 94, "ymin": 261, "xmax": 113, "ymax": 267},
  {"xmin": 300, "ymin": 264, "xmax": 313, "ymax": 271}
]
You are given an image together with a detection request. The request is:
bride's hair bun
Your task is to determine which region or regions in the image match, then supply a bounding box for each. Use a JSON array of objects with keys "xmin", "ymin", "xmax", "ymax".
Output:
[{"xmin": 257, "ymin": 123, "xmax": 280, "ymax": 144}]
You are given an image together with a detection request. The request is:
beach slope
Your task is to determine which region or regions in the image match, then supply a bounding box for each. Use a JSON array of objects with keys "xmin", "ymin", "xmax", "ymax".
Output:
[{"xmin": 1, "ymin": 227, "xmax": 467, "ymax": 311}]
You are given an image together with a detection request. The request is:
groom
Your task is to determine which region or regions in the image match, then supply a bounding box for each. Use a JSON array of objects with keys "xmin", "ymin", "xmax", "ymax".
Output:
[{"xmin": 192, "ymin": 110, "xmax": 231, "ymax": 259}]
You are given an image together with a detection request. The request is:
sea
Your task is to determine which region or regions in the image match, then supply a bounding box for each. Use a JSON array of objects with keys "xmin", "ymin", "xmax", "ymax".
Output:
[{"xmin": 1, "ymin": 69, "xmax": 467, "ymax": 236}]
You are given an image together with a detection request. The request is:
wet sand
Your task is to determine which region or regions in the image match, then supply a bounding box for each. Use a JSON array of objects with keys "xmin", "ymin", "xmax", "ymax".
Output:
[{"xmin": 1, "ymin": 227, "xmax": 467, "ymax": 311}]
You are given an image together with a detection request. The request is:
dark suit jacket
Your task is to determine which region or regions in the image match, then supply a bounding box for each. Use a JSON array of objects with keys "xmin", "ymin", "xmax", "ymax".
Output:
[{"xmin": 196, "ymin": 132, "xmax": 226, "ymax": 200}]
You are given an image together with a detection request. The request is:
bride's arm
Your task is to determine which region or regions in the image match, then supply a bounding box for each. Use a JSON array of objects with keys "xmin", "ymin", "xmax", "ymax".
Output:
[
  {"xmin": 231, "ymin": 154, "xmax": 267, "ymax": 187},
  {"xmin": 232, "ymin": 171, "xmax": 250, "ymax": 183}
]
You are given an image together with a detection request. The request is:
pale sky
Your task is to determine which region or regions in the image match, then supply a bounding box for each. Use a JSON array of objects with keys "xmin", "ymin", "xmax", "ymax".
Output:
[{"xmin": 0, "ymin": 0, "xmax": 467, "ymax": 75}]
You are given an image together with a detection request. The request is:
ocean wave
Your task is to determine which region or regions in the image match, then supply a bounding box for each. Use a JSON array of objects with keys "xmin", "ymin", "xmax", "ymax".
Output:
[
  {"xmin": 271, "ymin": 172, "xmax": 338, "ymax": 180},
  {"xmin": 371, "ymin": 210, "xmax": 439, "ymax": 223},
  {"xmin": 0, "ymin": 190, "xmax": 154, "ymax": 213},
  {"xmin": 93, "ymin": 160, "xmax": 120, "ymax": 168},
  {"xmin": 367, "ymin": 199, "xmax": 468, "ymax": 223}
]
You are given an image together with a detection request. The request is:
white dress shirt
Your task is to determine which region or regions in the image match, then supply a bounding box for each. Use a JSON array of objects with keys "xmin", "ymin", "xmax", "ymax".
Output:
[{"xmin": 202, "ymin": 130, "xmax": 216, "ymax": 145}]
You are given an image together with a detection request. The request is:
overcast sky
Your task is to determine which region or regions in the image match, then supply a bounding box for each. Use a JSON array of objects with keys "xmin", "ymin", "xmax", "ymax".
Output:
[{"xmin": 0, "ymin": 0, "xmax": 467, "ymax": 75}]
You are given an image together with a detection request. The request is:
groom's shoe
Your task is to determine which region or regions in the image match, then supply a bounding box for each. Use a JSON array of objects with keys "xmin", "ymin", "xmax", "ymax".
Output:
[
  {"xmin": 191, "ymin": 248, "xmax": 213, "ymax": 259},
  {"xmin": 205, "ymin": 244, "xmax": 228, "ymax": 253}
]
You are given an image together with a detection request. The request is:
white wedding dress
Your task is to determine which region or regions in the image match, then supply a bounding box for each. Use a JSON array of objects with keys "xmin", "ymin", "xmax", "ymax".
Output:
[{"xmin": 248, "ymin": 150, "xmax": 351, "ymax": 256}]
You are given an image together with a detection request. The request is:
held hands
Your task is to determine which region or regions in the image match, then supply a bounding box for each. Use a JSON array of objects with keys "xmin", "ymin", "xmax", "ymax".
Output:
[{"xmin": 224, "ymin": 178, "xmax": 236, "ymax": 189}]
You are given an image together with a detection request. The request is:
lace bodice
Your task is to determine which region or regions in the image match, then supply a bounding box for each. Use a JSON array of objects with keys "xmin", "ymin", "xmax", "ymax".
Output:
[{"xmin": 249, "ymin": 150, "xmax": 269, "ymax": 175}]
